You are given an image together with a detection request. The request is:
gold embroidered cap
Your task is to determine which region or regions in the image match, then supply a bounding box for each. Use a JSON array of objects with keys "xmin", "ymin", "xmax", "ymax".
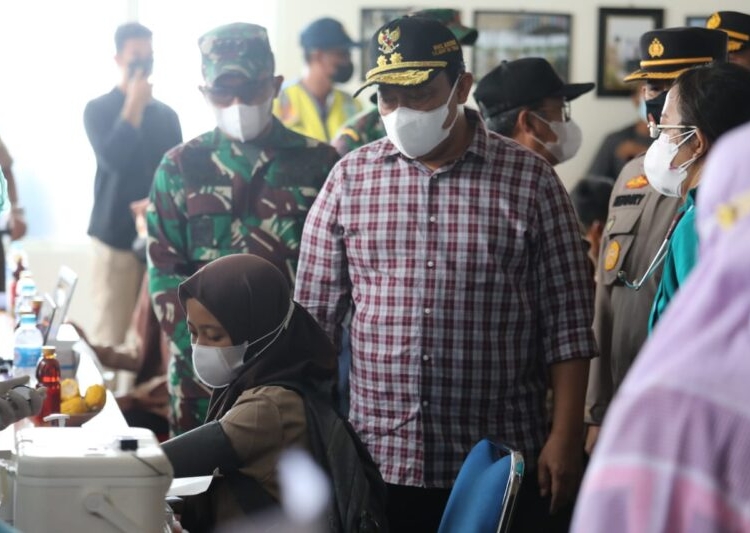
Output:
[
  {"xmin": 706, "ymin": 11, "xmax": 750, "ymax": 52},
  {"xmin": 354, "ymin": 16, "xmax": 464, "ymax": 97},
  {"xmin": 624, "ymin": 27, "xmax": 728, "ymax": 82}
]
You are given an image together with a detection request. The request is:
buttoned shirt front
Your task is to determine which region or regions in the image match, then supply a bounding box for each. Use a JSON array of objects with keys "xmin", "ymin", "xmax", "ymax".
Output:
[{"xmin": 295, "ymin": 109, "xmax": 596, "ymax": 487}]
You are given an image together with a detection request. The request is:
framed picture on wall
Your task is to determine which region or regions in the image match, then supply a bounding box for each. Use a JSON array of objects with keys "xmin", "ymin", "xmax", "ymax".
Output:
[
  {"xmin": 360, "ymin": 8, "xmax": 410, "ymax": 79},
  {"xmin": 472, "ymin": 11, "xmax": 572, "ymax": 82},
  {"xmin": 685, "ymin": 16, "xmax": 709, "ymax": 28},
  {"xmin": 597, "ymin": 7, "xmax": 664, "ymax": 97}
]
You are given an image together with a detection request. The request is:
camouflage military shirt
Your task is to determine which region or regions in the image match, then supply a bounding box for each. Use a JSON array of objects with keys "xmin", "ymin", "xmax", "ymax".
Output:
[
  {"xmin": 331, "ymin": 106, "xmax": 384, "ymax": 156},
  {"xmin": 147, "ymin": 118, "xmax": 338, "ymax": 434}
]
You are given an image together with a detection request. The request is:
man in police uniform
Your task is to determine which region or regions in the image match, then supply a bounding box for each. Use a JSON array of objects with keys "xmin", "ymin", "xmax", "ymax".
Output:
[
  {"xmin": 147, "ymin": 23, "xmax": 339, "ymax": 435},
  {"xmin": 708, "ymin": 10, "xmax": 750, "ymax": 69},
  {"xmin": 331, "ymin": 9, "xmax": 478, "ymax": 156},
  {"xmin": 273, "ymin": 17, "xmax": 361, "ymax": 142},
  {"xmin": 585, "ymin": 27, "xmax": 728, "ymax": 453}
]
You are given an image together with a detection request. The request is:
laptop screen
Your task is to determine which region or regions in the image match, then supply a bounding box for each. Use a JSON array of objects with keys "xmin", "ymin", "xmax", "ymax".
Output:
[{"xmin": 47, "ymin": 265, "xmax": 78, "ymax": 343}]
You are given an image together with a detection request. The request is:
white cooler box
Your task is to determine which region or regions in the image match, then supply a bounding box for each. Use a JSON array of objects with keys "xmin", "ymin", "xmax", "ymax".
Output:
[{"xmin": 13, "ymin": 427, "xmax": 173, "ymax": 533}]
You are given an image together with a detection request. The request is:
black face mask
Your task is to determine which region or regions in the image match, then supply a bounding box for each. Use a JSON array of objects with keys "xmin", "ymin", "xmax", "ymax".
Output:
[
  {"xmin": 128, "ymin": 56, "xmax": 153, "ymax": 79},
  {"xmin": 332, "ymin": 61, "xmax": 354, "ymax": 84},
  {"xmin": 645, "ymin": 90, "xmax": 667, "ymax": 125}
]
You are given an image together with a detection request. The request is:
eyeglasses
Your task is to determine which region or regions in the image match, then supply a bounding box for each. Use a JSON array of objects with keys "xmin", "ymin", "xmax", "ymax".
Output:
[
  {"xmin": 201, "ymin": 78, "xmax": 272, "ymax": 107},
  {"xmin": 647, "ymin": 122, "xmax": 696, "ymax": 139},
  {"xmin": 535, "ymin": 101, "xmax": 571, "ymax": 122}
]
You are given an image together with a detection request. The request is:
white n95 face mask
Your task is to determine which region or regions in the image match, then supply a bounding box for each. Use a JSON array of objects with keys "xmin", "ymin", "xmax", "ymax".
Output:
[
  {"xmin": 192, "ymin": 342, "xmax": 249, "ymax": 388},
  {"xmin": 213, "ymin": 96, "xmax": 273, "ymax": 142},
  {"xmin": 531, "ymin": 114, "xmax": 583, "ymax": 165},
  {"xmin": 644, "ymin": 130, "xmax": 698, "ymax": 198},
  {"xmin": 191, "ymin": 299, "xmax": 295, "ymax": 388},
  {"xmin": 382, "ymin": 78, "xmax": 462, "ymax": 159}
]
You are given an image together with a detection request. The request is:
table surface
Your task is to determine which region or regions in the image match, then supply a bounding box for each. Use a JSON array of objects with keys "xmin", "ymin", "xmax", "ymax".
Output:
[{"xmin": 0, "ymin": 317, "xmax": 127, "ymax": 454}]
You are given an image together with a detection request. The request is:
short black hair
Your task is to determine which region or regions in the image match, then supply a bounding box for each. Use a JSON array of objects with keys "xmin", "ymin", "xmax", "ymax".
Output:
[
  {"xmin": 115, "ymin": 22, "xmax": 152, "ymax": 53},
  {"xmin": 676, "ymin": 62, "xmax": 750, "ymax": 146},
  {"xmin": 570, "ymin": 176, "xmax": 614, "ymax": 230}
]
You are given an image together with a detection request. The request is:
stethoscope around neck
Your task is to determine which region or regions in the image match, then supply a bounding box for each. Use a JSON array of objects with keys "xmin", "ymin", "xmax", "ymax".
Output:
[{"xmin": 616, "ymin": 206, "xmax": 693, "ymax": 291}]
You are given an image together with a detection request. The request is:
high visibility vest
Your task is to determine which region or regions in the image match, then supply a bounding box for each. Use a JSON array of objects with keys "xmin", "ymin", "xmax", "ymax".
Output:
[{"xmin": 273, "ymin": 81, "xmax": 361, "ymax": 142}]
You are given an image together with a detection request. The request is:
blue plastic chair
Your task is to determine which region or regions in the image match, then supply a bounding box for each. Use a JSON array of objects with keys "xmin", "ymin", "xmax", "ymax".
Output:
[{"xmin": 438, "ymin": 439, "xmax": 525, "ymax": 533}]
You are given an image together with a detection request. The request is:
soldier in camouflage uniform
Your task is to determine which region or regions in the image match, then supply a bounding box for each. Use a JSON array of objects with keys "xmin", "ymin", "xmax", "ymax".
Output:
[
  {"xmin": 331, "ymin": 9, "xmax": 478, "ymax": 156},
  {"xmin": 147, "ymin": 23, "xmax": 339, "ymax": 435}
]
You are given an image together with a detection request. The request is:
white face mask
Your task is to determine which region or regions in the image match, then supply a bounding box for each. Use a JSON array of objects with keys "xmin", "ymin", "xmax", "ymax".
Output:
[
  {"xmin": 530, "ymin": 114, "xmax": 583, "ymax": 165},
  {"xmin": 213, "ymin": 96, "xmax": 273, "ymax": 142},
  {"xmin": 192, "ymin": 342, "xmax": 249, "ymax": 388},
  {"xmin": 191, "ymin": 299, "xmax": 295, "ymax": 388},
  {"xmin": 381, "ymin": 78, "xmax": 462, "ymax": 159},
  {"xmin": 644, "ymin": 130, "xmax": 698, "ymax": 198}
]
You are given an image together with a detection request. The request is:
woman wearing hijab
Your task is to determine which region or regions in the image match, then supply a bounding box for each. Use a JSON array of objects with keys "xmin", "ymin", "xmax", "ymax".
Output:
[
  {"xmin": 161, "ymin": 253, "xmax": 337, "ymax": 531},
  {"xmin": 571, "ymin": 121, "xmax": 750, "ymax": 532},
  {"xmin": 646, "ymin": 61, "xmax": 750, "ymax": 330}
]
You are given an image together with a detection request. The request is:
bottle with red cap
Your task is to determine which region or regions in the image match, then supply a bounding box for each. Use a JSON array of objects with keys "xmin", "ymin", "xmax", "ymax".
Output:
[{"xmin": 35, "ymin": 346, "xmax": 60, "ymax": 425}]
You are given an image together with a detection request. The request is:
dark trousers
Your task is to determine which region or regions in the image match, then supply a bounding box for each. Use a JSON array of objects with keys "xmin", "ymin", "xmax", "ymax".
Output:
[
  {"xmin": 386, "ymin": 484, "xmax": 451, "ymax": 533},
  {"xmin": 510, "ymin": 469, "xmax": 573, "ymax": 533},
  {"xmin": 385, "ymin": 471, "xmax": 574, "ymax": 533}
]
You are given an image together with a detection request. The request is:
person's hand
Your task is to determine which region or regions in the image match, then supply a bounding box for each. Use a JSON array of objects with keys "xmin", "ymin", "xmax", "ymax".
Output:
[
  {"xmin": 122, "ymin": 71, "xmax": 152, "ymax": 128},
  {"xmin": 130, "ymin": 198, "xmax": 150, "ymax": 237},
  {"xmin": 9, "ymin": 209, "xmax": 26, "ymax": 240},
  {"xmin": 537, "ymin": 431, "xmax": 583, "ymax": 514},
  {"xmin": 585, "ymin": 425, "xmax": 601, "ymax": 456},
  {"xmin": 130, "ymin": 375, "xmax": 169, "ymax": 416}
]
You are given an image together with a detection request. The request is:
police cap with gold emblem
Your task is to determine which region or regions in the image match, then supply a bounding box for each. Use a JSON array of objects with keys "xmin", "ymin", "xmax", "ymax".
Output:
[
  {"xmin": 707, "ymin": 11, "xmax": 750, "ymax": 52},
  {"xmin": 623, "ymin": 27, "xmax": 728, "ymax": 82},
  {"xmin": 354, "ymin": 16, "xmax": 464, "ymax": 97}
]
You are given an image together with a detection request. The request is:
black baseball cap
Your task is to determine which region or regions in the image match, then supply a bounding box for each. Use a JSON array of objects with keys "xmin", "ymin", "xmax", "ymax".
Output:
[
  {"xmin": 707, "ymin": 11, "xmax": 750, "ymax": 52},
  {"xmin": 474, "ymin": 57, "xmax": 594, "ymax": 118},
  {"xmin": 623, "ymin": 27, "xmax": 728, "ymax": 81},
  {"xmin": 300, "ymin": 17, "xmax": 358, "ymax": 50},
  {"xmin": 354, "ymin": 16, "xmax": 464, "ymax": 97}
]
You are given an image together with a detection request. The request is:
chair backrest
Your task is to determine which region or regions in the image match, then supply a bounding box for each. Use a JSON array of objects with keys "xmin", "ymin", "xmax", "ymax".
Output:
[{"xmin": 438, "ymin": 439, "xmax": 524, "ymax": 533}]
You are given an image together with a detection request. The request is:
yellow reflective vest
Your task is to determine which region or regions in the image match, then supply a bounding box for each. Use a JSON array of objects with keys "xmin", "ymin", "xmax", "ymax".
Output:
[{"xmin": 273, "ymin": 81, "xmax": 361, "ymax": 142}]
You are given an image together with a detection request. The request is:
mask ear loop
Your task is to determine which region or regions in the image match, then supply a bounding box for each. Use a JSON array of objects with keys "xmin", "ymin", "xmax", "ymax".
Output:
[{"xmin": 245, "ymin": 299, "xmax": 296, "ymax": 362}]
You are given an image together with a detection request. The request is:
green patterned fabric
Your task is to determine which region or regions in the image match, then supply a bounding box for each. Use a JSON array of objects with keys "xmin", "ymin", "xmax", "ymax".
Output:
[{"xmin": 147, "ymin": 118, "xmax": 338, "ymax": 434}]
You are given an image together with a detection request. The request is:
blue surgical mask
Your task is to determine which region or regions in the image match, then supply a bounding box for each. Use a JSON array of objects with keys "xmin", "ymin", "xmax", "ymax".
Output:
[{"xmin": 638, "ymin": 98, "xmax": 648, "ymax": 123}]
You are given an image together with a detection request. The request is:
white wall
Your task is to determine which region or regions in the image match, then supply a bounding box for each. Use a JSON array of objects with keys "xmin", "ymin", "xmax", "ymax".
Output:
[
  {"xmin": 16, "ymin": 0, "xmax": 750, "ymax": 334},
  {"xmin": 270, "ymin": 0, "xmax": 749, "ymax": 187}
]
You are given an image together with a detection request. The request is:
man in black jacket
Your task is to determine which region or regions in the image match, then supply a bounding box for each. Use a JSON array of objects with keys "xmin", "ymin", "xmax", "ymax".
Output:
[{"xmin": 84, "ymin": 22, "xmax": 182, "ymax": 346}]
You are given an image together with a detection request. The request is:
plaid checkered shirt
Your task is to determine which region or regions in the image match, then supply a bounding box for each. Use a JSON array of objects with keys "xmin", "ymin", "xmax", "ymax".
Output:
[{"xmin": 295, "ymin": 109, "xmax": 597, "ymax": 487}]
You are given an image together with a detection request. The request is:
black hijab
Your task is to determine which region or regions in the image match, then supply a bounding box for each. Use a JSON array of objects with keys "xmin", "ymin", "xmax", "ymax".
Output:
[{"xmin": 178, "ymin": 254, "xmax": 337, "ymax": 421}]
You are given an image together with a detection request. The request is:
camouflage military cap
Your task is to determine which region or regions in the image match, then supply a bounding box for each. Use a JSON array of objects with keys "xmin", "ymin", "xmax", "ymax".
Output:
[
  {"xmin": 198, "ymin": 23, "xmax": 274, "ymax": 84},
  {"xmin": 409, "ymin": 9, "xmax": 478, "ymax": 45}
]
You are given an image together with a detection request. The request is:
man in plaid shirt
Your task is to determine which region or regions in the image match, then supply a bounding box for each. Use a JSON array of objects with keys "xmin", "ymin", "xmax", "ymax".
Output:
[{"xmin": 295, "ymin": 15, "xmax": 597, "ymax": 532}]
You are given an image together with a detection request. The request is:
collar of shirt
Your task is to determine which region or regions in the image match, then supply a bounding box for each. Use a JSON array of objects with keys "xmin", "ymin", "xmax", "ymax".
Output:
[{"xmin": 374, "ymin": 107, "xmax": 489, "ymax": 167}]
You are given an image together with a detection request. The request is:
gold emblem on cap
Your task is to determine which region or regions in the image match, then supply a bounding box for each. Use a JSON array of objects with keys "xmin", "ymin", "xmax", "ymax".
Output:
[
  {"xmin": 648, "ymin": 38, "xmax": 665, "ymax": 58},
  {"xmin": 707, "ymin": 13, "xmax": 721, "ymax": 30},
  {"xmin": 378, "ymin": 27, "xmax": 401, "ymax": 55}
]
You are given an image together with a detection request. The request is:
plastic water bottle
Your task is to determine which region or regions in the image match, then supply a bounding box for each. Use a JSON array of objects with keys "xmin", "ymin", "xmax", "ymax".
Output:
[
  {"xmin": 14, "ymin": 272, "xmax": 36, "ymax": 317},
  {"xmin": 14, "ymin": 313, "xmax": 43, "ymax": 384}
]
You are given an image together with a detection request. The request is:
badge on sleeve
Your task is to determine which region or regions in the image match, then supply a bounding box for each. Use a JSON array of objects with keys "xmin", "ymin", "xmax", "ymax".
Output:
[
  {"xmin": 604, "ymin": 241, "xmax": 621, "ymax": 271},
  {"xmin": 626, "ymin": 175, "xmax": 649, "ymax": 189}
]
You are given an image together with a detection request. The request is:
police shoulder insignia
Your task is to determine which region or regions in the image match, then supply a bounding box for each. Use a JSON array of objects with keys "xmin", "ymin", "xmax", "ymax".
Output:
[
  {"xmin": 626, "ymin": 175, "xmax": 649, "ymax": 189},
  {"xmin": 604, "ymin": 241, "xmax": 621, "ymax": 272}
]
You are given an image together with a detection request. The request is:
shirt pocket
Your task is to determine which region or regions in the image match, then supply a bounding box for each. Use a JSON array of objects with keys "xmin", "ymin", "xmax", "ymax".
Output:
[
  {"xmin": 600, "ymin": 207, "xmax": 642, "ymax": 286},
  {"xmin": 185, "ymin": 190, "xmax": 233, "ymax": 262}
]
